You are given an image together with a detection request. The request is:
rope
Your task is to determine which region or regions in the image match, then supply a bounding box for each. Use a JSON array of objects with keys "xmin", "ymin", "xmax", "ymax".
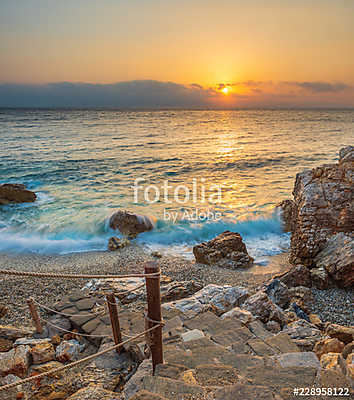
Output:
[
  {"xmin": 0, "ymin": 270, "xmax": 160, "ymax": 280},
  {"xmin": 33, "ymin": 300, "xmax": 106, "ymax": 319},
  {"xmin": 0, "ymin": 324, "xmax": 162, "ymax": 392},
  {"xmin": 40, "ymin": 318, "xmax": 110, "ymax": 338}
]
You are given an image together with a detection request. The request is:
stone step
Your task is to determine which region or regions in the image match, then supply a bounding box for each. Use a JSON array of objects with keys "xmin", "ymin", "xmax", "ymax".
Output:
[{"xmin": 183, "ymin": 311, "xmax": 242, "ymax": 335}]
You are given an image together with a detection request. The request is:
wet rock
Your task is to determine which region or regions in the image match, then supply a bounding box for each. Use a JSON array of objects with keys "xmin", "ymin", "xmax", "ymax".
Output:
[
  {"xmin": 31, "ymin": 342, "xmax": 56, "ymax": 364},
  {"xmin": 193, "ymin": 230, "xmax": 254, "ymax": 269},
  {"xmin": 289, "ymin": 146, "xmax": 354, "ymax": 266},
  {"xmin": 310, "ymin": 267, "xmax": 330, "ymax": 289},
  {"xmin": 0, "ymin": 183, "xmax": 37, "ymax": 205},
  {"xmin": 243, "ymin": 291, "xmax": 285, "ymax": 325},
  {"xmin": 265, "ymin": 279, "xmax": 291, "ymax": 308},
  {"xmin": 279, "ymin": 265, "xmax": 312, "ymax": 288},
  {"xmin": 0, "ymin": 345, "xmax": 30, "ymax": 378},
  {"xmin": 108, "ymin": 236, "xmax": 130, "ymax": 251},
  {"xmin": 276, "ymin": 199, "xmax": 296, "ymax": 232},
  {"xmin": 314, "ymin": 338, "xmax": 345, "ymax": 359},
  {"xmin": 56, "ymin": 339, "xmax": 81, "ymax": 362},
  {"xmin": 320, "ymin": 352, "xmax": 347, "ymax": 376},
  {"xmin": 325, "ymin": 323, "xmax": 354, "ymax": 344},
  {"xmin": 315, "ymin": 233, "xmax": 354, "ymax": 288},
  {"xmin": 109, "ymin": 210, "xmax": 155, "ymax": 237}
]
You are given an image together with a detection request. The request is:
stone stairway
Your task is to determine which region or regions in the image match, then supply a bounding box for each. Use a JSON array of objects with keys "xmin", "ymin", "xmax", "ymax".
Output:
[{"xmin": 124, "ymin": 310, "xmax": 353, "ymax": 400}]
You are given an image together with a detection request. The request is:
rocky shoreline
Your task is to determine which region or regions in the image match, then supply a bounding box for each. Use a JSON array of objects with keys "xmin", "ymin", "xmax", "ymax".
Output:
[{"xmin": 0, "ymin": 146, "xmax": 353, "ymax": 399}]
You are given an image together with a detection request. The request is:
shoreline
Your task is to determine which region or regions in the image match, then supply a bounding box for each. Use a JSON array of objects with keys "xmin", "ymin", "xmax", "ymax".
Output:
[{"xmin": 0, "ymin": 245, "xmax": 292, "ymax": 327}]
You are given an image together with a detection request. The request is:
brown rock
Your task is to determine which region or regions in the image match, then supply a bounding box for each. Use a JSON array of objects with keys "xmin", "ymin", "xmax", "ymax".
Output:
[
  {"xmin": 315, "ymin": 233, "xmax": 354, "ymax": 287},
  {"xmin": 0, "ymin": 183, "xmax": 37, "ymax": 205},
  {"xmin": 326, "ymin": 323, "xmax": 354, "ymax": 344},
  {"xmin": 289, "ymin": 146, "xmax": 354, "ymax": 266},
  {"xmin": 0, "ymin": 325, "xmax": 34, "ymax": 340},
  {"xmin": 346, "ymin": 353, "xmax": 354, "ymax": 379},
  {"xmin": 0, "ymin": 345, "xmax": 30, "ymax": 378},
  {"xmin": 0, "ymin": 304, "xmax": 7, "ymax": 318},
  {"xmin": 67, "ymin": 385, "xmax": 122, "ymax": 399},
  {"xmin": 193, "ymin": 230, "xmax": 254, "ymax": 269},
  {"xmin": 320, "ymin": 352, "xmax": 347, "ymax": 376},
  {"xmin": 276, "ymin": 199, "xmax": 296, "ymax": 232},
  {"xmin": 31, "ymin": 342, "xmax": 56, "ymax": 364},
  {"xmin": 243, "ymin": 291, "xmax": 285, "ymax": 324},
  {"xmin": 342, "ymin": 341, "xmax": 354, "ymax": 359},
  {"xmin": 310, "ymin": 267, "xmax": 330, "ymax": 290},
  {"xmin": 314, "ymin": 338, "xmax": 345, "ymax": 359},
  {"xmin": 55, "ymin": 340, "xmax": 80, "ymax": 362},
  {"xmin": 130, "ymin": 390, "xmax": 168, "ymax": 400},
  {"xmin": 108, "ymin": 236, "xmax": 130, "ymax": 251},
  {"xmin": 309, "ymin": 314, "xmax": 323, "ymax": 329},
  {"xmin": 109, "ymin": 210, "xmax": 155, "ymax": 237},
  {"xmin": 0, "ymin": 338, "xmax": 13, "ymax": 352},
  {"xmin": 279, "ymin": 265, "xmax": 312, "ymax": 288}
]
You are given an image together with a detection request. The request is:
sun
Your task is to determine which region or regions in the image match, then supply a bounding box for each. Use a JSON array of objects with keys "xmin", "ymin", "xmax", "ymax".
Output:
[{"xmin": 221, "ymin": 87, "xmax": 229, "ymax": 95}]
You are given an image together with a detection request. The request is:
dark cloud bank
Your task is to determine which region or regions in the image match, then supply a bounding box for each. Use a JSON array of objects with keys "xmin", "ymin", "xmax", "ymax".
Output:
[{"xmin": 0, "ymin": 80, "xmax": 352, "ymax": 108}]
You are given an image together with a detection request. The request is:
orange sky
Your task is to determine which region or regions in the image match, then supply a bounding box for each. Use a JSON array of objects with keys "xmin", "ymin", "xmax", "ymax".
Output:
[{"xmin": 1, "ymin": 0, "xmax": 353, "ymax": 107}]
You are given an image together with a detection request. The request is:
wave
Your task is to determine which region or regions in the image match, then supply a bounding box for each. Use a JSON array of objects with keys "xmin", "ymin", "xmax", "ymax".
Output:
[{"xmin": 0, "ymin": 212, "xmax": 289, "ymax": 260}]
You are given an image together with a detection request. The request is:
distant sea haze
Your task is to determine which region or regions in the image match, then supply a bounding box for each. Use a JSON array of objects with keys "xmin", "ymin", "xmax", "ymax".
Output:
[{"xmin": 0, "ymin": 109, "xmax": 353, "ymax": 262}]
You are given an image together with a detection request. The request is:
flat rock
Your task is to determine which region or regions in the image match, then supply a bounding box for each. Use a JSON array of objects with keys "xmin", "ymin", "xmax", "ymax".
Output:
[
  {"xmin": 213, "ymin": 383, "xmax": 277, "ymax": 400},
  {"xmin": 181, "ymin": 329, "xmax": 204, "ymax": 343},
  {"xmin": 274, "ymin": 352, "xmax": 321, "ymax": 370}
]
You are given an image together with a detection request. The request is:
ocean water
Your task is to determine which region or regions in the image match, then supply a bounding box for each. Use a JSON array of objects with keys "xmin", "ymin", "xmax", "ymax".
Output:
[{"xmin": 0, "ymin": 109, "xmax": 353, "ymax": 262}]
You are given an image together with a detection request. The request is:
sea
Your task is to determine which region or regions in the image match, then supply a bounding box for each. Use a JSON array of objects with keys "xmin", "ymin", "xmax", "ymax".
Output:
[{"xmin": 0, "ymin": 109, "xmax": 353, "ymax": 263}]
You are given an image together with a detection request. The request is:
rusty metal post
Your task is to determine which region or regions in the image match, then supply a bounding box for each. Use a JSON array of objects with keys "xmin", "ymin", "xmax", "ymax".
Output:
[
  {"xmin": 27, "ymin": 297, "xmax": 43, "ymax": 334},
  {"xmin": 106, "ymin": 293, "xmax": 123, "ymax": 354},
  {"xmin": 145, "ymin": 261, "xmax": 163, "ymax": 373}
]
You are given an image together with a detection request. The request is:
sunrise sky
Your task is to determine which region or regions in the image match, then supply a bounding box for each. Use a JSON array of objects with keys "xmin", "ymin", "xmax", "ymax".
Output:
[{"xmin": 1, "ymin": 0, "xmax": 353, "ymax": 108}]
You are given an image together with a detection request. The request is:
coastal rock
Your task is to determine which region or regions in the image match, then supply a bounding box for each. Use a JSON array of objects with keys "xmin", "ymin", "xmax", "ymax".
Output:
[
  {"xmin": 108, "ymin": 236, "xmax": 130, "ymax": 251},
  {"xmin": 56, "ymin": 339, "xmax": 81, "ymax": 362},
  {"xmin": 265, "ymin": 279, "xmax": 291, "ymax": 309},
  {"xmin": 278, "ymin": 265, "xmax": 312, "ymax": 288},
  {"xmin": 347, "ymin": 353, "xmax": 354, "ymax": 379},
  {"xmin": 0, "ymin": 325, "xmax": 34, "ymax": 340},
  {"xmin": 0, "ymin": 345, "xmax": 30, "ymax": 378},
  {"xmin": 0, "ymin": 338, "xmax": 13, "ymax": 352},
  {"xmin": 314, "ymin": 233, "xmax": 354, "ymax": 287},
  {"xmin": 314, "ymin": 338, "xmax": 345, "ymax": 359},
  {"xmin": 220, "ymin": 307, "xmax": 255, "ymax": 325},
  {"xmin": 109, "ymin": 210, "xmax": 155, "ymax": 237},
  {"xmin": 310, "ymin": 267, "xmax": 330, "ymax": 290},
  {"xmin": 193, "ymin": 231, "xmax": 254, "ymax": 269},
  {"xmin": 342, "ymin": 342, "xmax": 354, "ymax": 359},
  {"xmin": 0, "ymin": 183, "xmax": 37, "ymax": 205},
  {"xmin": 31, "ymin": 342, "xmax": 56, "ymax": 364},
  {"xmin": 68, "ymin": 385, "xmax": 122, "ymax": 400},
  {"xmin": 162, "ymin": 284, "xmax": 249, "ymax": 317},
  {"xmin": 289, "ymin": 146, "xmax": 354, "ymax": 266},
  {"xmin": 243, "ymin": 291, "xmax": 285, "ymax": 325},
  {"xmin": 320, "ymin": 353, "xmax": 347, "ymax": 376},
  {"xmin": 325, "ymin": 324, "xmax": 354, "ymax": 344},
  {"xmin": 282, "ymin": 319, "xmax": 324, "ymax": 351},
  {"xmin": 276, "ymin": 199, "xmax": 296, "ymax": 232}
]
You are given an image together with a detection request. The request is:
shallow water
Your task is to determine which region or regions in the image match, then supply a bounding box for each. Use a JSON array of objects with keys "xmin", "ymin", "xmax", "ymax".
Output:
[{"xmin": 0, "ymin": 109, "xmax": 353, "ymax": 260}]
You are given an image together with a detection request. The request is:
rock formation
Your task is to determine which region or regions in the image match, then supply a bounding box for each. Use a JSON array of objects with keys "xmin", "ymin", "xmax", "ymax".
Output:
[
  {"xmin": 0, "ymin": 183, "xmax": 36, "ymax": 205},
  {"xmin": 109, "ymin": 210, "xmax": 155, "ymax": 238},
  {"xmin": 193, "ymin": 230, "xmax": 254, "ymax": 269}
]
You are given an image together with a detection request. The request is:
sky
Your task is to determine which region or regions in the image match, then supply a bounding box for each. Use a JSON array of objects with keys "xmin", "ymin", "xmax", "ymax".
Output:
[{"xmin": 0, "ymin": 0, "xmax": 353, "ymax": 108}]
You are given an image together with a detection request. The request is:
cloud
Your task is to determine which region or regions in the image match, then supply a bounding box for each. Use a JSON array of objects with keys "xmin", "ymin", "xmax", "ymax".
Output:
[
  {"xmin": 0, "ymin": 80, "xmax": 212, "ymax": 108},
  {"xmin": 286, "ymin": 81, "xmax": 352, "ymax": 93},
  {"xmin": 0, "ymin": 80, "xmax": 353, "ymax": 108}
]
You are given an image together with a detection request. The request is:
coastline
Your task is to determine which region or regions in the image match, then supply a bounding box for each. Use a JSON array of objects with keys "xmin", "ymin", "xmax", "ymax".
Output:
[{"xmin": 0, "ymin": 245, "xmax": 291, "ymax": 327}]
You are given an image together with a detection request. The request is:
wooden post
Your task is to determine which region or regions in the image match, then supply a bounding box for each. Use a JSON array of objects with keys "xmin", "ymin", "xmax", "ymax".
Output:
[
  {"xmin": 27, "ymin": 298, "xmax": 43, "ymax": 334},
  {"xmin": 145, "ymin": 261, "xmax": 163, "ymax": 373},
  {"xmin": 106, "ymin": 293, "xmax": 123, "ymax": 354}
]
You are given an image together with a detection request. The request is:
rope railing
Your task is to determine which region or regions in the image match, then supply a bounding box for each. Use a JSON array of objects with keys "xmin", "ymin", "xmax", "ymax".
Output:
[
  {"xmin": 0, "ymin": 323, "xmax": 163, "ymax": 393},
  {"xmin": 0, "ymin": 269, "xmax": 160, "ymax": 279}
]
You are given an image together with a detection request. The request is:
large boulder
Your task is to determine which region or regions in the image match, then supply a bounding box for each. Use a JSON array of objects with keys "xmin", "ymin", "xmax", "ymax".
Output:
[
  {"xmin": 0, "ymin": 183, "xmax": 36, "ymax": 205},
  {"xmin": 193, "ymin": 231, "xmax": 254, "ymax": 269},
  {"xmin": 314, "ymin": 233, "xmax": 354, "ymax": 287},
  {"xmin": 109, "ymin": 210, "xmax": 155, "ymax": 238},
  {"xmin": 276, "ymin": 199, "xmax": 296, "ymax": 232},
  {"xmin": 289, "ymin": 146, "xmax": 354, "ymax": 266}
]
